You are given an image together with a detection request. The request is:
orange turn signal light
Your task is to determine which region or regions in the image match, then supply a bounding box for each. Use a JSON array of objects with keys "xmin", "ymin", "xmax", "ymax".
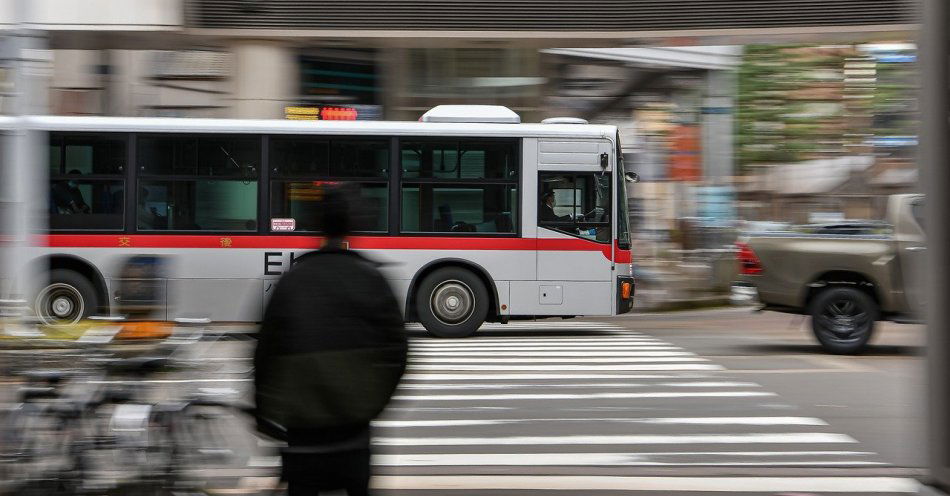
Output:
[
  {"xmin": 116, "ymin": 321, "xmax": 173, "ymax": 340},
  {"xmin": 621, "ymin": 281, "xmax": 632, "ymax": 300}
]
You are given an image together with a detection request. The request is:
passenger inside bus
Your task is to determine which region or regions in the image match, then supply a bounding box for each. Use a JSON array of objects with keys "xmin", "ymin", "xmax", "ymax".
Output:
[
  {"xmin": 50, "ymin": 170, "xmax": 91, "ymax": 214},
  {"xmin": 137, "ymin": 187, "xmax": 166, "ymax": 230}
]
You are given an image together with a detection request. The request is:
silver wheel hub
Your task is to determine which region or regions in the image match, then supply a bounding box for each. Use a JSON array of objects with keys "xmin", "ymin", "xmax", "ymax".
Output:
[
  {"xmin": 52, "ymin": 296, "xmax": 73, "ymax": 317},
  {"xmin": 430, "ymin": 280, "xmax": 475, "ymax": 326},
  {"xmin": 35, "ymin": 282, "xmax": 84, "ymax": 325}
]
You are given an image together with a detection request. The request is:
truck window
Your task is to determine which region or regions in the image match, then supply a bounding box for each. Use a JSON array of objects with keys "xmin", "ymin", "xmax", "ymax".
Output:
[{"xmin": 911, "ymin": 199, "xmax": 925, "ymax": 233}]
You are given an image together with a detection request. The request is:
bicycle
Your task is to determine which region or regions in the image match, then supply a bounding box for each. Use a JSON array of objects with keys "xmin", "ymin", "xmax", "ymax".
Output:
[{"xmin": 1, "ymin": 317, "xmax": 257, "ymax": 495}]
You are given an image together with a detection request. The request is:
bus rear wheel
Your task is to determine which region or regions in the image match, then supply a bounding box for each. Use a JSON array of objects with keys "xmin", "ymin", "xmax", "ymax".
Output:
[
  {"xmin": 416, "ymin": 267, "xmax": 488, "ymax": 338},
  {"xmin": 34, "ymin": 269, "xmax": 97, "ymax": 325}
]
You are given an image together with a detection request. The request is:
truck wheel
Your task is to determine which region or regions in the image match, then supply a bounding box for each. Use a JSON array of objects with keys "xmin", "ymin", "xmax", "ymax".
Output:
[
  {"xmin": 416, "ymin": 267, "xmax": 489, "ymax": 338},
  {"xmin": 34, "ymin": 269, "xmax": 98, "ymax": 325},
  {"xmin": 809, "ymin": 286, "xmax": 877, "ymax": 354}
]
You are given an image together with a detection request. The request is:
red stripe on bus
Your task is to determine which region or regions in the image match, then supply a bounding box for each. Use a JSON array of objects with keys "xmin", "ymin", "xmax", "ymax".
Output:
[{"xmin": 43, "ymin": 234, "xmax": 625, "ymax": 261}]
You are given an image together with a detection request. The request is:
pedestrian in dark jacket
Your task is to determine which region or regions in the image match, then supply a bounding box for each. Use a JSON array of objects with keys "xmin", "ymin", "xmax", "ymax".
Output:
[{"xmin": 254, "ymin": 186, "xmax": 407, "ymax": 496}]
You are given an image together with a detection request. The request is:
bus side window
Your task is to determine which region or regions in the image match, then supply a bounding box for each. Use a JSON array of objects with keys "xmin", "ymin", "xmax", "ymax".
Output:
[
  {"xmin": 269, "ymin": 136, "xmax": 390, "ymax": 233},
  {"xmin": 399, "ymin": 138, "xmax": 519, "ymax": 234},
  {"xmin": 136, "ymin": 135, "xmax": 260, "ymax": 232},
  {"xmin": 48, "ymin": 133, "xmax": 126, "ymax": 231}
]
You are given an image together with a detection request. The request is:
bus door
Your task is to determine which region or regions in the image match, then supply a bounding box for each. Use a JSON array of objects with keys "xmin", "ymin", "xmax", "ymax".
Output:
[{"xmin": 535, "ymin": 139, "xmax": 614, "ymax": 315}]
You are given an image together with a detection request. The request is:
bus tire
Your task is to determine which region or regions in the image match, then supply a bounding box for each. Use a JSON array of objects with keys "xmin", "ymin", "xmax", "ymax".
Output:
[
  {"xmin": 416, "ymin": 267, "xmax": 489, "ymax": 338},
  {"xmin": 34, "ymin": 269, "xmax": 98, "ymax": 325}
]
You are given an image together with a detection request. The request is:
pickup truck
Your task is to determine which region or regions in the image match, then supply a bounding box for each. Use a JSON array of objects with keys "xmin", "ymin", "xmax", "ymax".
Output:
[{"xmin": 733, "ymin": 194, "xmax": 926, "ymax": 354}]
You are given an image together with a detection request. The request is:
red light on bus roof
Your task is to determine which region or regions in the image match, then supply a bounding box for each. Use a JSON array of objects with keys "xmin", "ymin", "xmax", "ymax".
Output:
[
  {"xmin": 322, "ymin": 107, "xmax": 358, "ymax": 121},
  {"xmin": 284, "ymin": 105, "xmax": 360, "ymax": 121}
]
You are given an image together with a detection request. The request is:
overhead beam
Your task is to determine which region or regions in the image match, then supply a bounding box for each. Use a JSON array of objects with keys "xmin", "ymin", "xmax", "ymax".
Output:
[{"xmin": 44, "ymin": 24, "xmax": 920, "ymax": 51}]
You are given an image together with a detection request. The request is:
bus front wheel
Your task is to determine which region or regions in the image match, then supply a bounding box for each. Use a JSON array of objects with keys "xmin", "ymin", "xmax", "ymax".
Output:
[
  {"xmin": 416, "ymin": 267, "xmax": 488, "ymax": 338},
  {"xmin": 34, "ymin": 269, "xmax": 98, "ymax": 325}
]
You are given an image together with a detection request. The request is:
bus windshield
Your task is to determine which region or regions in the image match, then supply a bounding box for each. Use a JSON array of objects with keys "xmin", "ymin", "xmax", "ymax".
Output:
[{"xmin": 616, "ymin": 133, "xmax": 632, "ymax": 250}]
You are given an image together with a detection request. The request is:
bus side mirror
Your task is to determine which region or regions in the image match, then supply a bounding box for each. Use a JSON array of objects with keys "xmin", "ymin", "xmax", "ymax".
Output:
[{"xmin": 625, "ymin": 172, "xmax": 640, "ymax": 183}]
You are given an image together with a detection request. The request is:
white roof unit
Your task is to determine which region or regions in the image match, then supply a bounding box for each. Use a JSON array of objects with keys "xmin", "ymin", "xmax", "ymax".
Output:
[
  {"xmin": 420, "ymin": 105, "xmax": 521, "ymax": 124},
  {"xmin": 542, "ymin": 117, "xmax": 589, "ymax": 124}
]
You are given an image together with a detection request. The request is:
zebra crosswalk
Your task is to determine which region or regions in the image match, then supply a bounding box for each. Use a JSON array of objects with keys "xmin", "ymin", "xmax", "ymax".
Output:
[{"xmin": 247, "ymin": 320, "xmax": 919, "ymax": 494}]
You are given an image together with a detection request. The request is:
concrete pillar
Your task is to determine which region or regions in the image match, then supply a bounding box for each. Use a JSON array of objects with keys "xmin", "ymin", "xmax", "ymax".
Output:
[
  {"xmin": 378, "ymin": 46, "xmax": 405, "ymax": 121},
  {"xmin": 922, "ymin": 0, "xmax": 950, "ymax": 490},
  {"xmin": 1, "ymin": 24, "xmax": 50, "ymax": 303},
  {"xmin": 702, "ymin": 69, "xmax": 736, "ymax": 182},
  {"xmin": 228, "ymin": 41, "xmax": 296, "ymax": 119},
  {"xmin": 102, "ymin": 49, "xmax": 135, "ymax": 116},
  {"xmin": 50, "ymin": 49, "xmax": 99, "ymax": 115}
]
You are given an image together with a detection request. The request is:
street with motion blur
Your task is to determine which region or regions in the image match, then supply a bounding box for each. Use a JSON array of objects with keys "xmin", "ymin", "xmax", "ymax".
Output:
[
  {"xmin": 2, "ymin": 0, "xmax": 946, "ymax": 495},
  {"xmin": 1, "ymin": 310, "xmax": 924, "ymax": 495}
]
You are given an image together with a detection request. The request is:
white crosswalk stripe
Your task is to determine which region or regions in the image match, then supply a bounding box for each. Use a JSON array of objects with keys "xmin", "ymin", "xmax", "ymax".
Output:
[
  {"xmin": 376, "ymin": 432, "xmax": 856, "ymax": 446},
  {"xmin": 406, "ymin": 363, "xmax": 727, "ymax": 371},
  {"xmin": 400, "ymin": 373, "xmax": 716, "ymax": 380},
  {"xmin": 372, "ymin": 452, "xmax": 888, "ymax": 467},
  {"xmin": 390, "ymin": 391, "xmax": 776, "ymax": 401},
  {"xmin": 408, "ymin": 356, "xmax": 709, "ymax": 363},
  {"xmin": 371, "ymin": 417, "xmax": 828, "ymax": 427},
  {"xmin": 248, "ymin": 320, "xmax": 914, "ymax": 493},
  {"xmin": 394, "ymin": 381, "xmax": 760, "ymax": 390},
  {"xmin": 369, "ymin": 475, "xmax": 919, "ymax": 493}
]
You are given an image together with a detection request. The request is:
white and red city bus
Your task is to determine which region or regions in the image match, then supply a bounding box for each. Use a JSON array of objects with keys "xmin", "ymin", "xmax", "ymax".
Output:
[{"xmin": 21, "ymin": 105, "xmax": 635, "ymax": 337}]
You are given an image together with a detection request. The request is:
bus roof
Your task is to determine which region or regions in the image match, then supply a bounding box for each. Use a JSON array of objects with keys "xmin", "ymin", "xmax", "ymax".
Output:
[{"xmin": 15, "ymin": 115, "xmax": 618, "ymax": 140}]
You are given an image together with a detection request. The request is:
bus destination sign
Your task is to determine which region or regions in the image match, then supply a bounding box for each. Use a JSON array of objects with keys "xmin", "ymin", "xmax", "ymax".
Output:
[{"xmin": 284, "ymin": 105, "xmax": 382, "ymax": 121}]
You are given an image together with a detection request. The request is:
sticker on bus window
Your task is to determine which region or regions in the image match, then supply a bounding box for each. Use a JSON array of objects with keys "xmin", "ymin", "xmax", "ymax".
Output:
[{"xmin": 271, "ymin": 218, "xmax": 296, "ymax": 232}]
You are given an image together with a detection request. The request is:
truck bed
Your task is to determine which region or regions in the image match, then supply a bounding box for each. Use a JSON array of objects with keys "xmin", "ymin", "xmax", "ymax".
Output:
[{"xmin": 736, "ymin": 233, "xmax": 900, "ymax": 313}]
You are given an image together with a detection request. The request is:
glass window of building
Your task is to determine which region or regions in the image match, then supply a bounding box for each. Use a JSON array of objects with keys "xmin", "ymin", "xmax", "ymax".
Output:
[{"xmin": 299, "ymin": 51, "xmax": 380, "ymax": 106}]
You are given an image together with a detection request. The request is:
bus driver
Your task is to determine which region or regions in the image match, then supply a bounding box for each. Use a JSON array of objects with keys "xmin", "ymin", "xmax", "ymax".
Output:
[{"xmin": 540, "ymin": 190, "xmax": 572, "ymax": 223}]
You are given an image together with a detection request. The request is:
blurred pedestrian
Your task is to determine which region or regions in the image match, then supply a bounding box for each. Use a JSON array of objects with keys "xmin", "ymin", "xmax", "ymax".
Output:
[{"xmin": 254, "ymin": 185, "xmax": 408, "ymax": 496}]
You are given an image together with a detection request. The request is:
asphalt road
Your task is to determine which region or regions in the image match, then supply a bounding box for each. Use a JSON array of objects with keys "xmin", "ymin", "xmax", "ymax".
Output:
[
  {"xmin": 616, "ymin": 308, "xmax": 926, "ymax": 471},
  {"xmin": 1, "ymin": 308, "xmax": 928, "ymax": 495}
]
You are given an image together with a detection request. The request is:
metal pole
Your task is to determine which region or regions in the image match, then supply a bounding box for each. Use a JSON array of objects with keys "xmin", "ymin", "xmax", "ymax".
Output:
[{"xmin": 922, "ymin": 0, "xmax": 950, "ymax": 489}]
